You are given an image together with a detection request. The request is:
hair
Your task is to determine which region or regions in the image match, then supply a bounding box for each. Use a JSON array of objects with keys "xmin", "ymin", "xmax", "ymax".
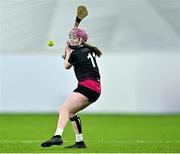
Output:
[{"xmin": 82, "ymin": 43, "xmax": 102, "ymax": 57}]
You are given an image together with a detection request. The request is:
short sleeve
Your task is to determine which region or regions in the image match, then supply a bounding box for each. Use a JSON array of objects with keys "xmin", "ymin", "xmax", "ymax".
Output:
[{"xmin": 68, "ymin": 52, "xmax": 77, "ymax": 65}]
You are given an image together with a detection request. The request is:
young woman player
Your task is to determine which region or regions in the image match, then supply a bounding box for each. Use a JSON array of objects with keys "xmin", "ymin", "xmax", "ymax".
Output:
[{"xmin": 41, "ymin": 27, "xmax": 102, "ymax": 148}]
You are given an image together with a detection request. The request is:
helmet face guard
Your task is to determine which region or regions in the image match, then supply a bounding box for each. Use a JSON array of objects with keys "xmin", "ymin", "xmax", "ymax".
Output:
[{"xmin": 69, "ymin": 28, "xmax": 88, "ymax": 43}]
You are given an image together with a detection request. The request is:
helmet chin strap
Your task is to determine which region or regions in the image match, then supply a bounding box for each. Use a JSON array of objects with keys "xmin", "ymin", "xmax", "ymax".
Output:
[{"xmin": 68, "ymin": 44, "xmax": 79, "ymax": 49}]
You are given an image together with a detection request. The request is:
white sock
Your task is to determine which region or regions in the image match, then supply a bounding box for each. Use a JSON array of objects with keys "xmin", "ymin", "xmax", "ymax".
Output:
[
  {"xmin": 75, "ymin": 134, "xmax": 83, "ymax": 142},
  {"xmin": 54, "ymin": 128, "xmax": 63, "ymax": 136}
]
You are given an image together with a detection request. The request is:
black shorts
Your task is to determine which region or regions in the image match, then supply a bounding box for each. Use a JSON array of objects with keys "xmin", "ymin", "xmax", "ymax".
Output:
[{"xmin": 73, "ymin": 85, "xmax": 101, "ymax": 103}]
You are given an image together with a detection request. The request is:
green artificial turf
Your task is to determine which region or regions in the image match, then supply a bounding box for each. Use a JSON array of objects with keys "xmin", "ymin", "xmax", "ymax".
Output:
[{"xmin": 0, "ymin": 113, "xmax": 180, "ymax": 153}]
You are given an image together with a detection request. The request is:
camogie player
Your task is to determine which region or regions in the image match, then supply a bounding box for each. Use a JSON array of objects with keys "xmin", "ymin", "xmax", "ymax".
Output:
[{"xmin": 41, "ymin": 27, "xmax": 102, "ymax": 148}]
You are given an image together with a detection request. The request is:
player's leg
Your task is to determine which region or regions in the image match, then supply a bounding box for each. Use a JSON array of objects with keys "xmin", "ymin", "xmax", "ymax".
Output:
[
  {"xmin": 65, "ymin": 114, "xmax": 87, "ymax": 148},
  {"xmin": 65, "ymin": 86, "xmax": 101, "ymax": 148},
  {"xmin": 54, "ymin": 92, "xmax": 90, "ymax": 148},
  {"xmin": 65, "ymin": 101, "xmax": 90, "ymax": 148},
  {"xmin": 41, "ymin": 92, "xmax": 89, "ymax": 147}
]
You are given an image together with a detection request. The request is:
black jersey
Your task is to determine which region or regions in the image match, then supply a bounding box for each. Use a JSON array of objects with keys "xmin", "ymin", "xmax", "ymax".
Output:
[{"xmin": 68, "ymin": 46, "xmax": 100, "ymax": 83}]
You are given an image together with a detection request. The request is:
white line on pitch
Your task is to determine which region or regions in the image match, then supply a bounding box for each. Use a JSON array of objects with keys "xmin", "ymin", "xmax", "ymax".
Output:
[{"xmin": 0, "ymin": 140, "xmax": 180, "ymax": 143}]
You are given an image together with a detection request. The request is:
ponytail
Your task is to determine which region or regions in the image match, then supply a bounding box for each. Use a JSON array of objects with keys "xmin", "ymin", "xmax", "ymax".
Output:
[{"xmin": 82, "ymin": 43, "xmax": 102, "ymax": 57}]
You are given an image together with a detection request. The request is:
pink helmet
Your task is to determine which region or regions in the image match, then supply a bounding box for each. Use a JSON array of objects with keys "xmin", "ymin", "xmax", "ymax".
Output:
[{"xmin": 69, "ymin": 28, "xmax": 88, "ymax": 42}]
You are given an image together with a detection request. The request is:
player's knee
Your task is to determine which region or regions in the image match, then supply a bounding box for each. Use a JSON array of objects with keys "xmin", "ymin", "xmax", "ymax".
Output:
[{"xmin": 69, "ymin": 112, "xmax": 75, "ymax": 118}]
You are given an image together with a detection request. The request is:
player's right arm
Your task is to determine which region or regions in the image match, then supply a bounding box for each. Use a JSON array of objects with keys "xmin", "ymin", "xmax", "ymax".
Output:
[{"xmin": 64, "ymin": 46, "xmax": 72, "ymax": 69}]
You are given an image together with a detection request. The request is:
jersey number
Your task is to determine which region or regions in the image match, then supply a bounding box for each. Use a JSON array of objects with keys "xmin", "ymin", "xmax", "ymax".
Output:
[{"xmin": 87, "ymin": 53, "xmax": 96, "ymax": 68}]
